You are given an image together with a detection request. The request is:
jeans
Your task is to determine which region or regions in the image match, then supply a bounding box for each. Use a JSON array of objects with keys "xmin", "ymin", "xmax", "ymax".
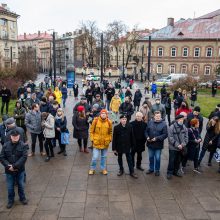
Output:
[
  {"xmin": 167, "ymin": 150, "xmax": 182, "ymax": 175},
  {"xmin": 106, "ymin": 100, "xmax": 111, "ymax": 111},
  {"xmin": 6, "ymin": 171, "xmax": 26, "ymax": 203},
  {"xmin": 1, "ymin": 101, "xmax": 9, "ymax": 114},
  {"xmin": 118, "ymin": 153, "xmax": 134, "ymax": 174},
  {"xmin": 31, "ymin": 132, "xmax": 44, "ymax": 153},
  {"xmin": 62, "ymin": 98, "xmax": 67, "ymax": 107},
  {"xmin": 131, "ymin": 150, "xmax": 142, "ymax": 167},
  {"xmin": 112, "ymin": 112, "xmax": 119, "ymax": 122},
  {"xmin": 44, "ymin": 138, "xmax": 54, "ymax": 157},
  {"xmin": 90, "ymin": 148, "xmax": 108, "ymax": 170},
  {"xmin": 148, "ymin": 148, "xmax": 162, "ymax": 172},
  {"xmin": 199, "ymin": 148, "xmax": 214, "ymax": 164}
]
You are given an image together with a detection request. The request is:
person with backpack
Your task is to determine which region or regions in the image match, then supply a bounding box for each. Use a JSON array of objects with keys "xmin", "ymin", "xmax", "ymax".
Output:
[{"xmin": 89, "ymin": 109, "xmax": 112, "ymax": 175}]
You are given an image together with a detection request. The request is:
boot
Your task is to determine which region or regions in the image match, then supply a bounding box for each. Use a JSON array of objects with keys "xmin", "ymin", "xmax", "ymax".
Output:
[{"xmin": 84, "ymin": 148, "xmax": 89, "ymax": 153}]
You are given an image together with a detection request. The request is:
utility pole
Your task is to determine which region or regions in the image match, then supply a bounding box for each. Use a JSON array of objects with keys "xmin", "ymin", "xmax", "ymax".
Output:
[
  {"xmin": 147, "ymin": 36, "xmax": 151, "ymax": 81},
  {"xmin": 100, "ymin": 33, "xmax": 104, "ymax": 82},
  {"xmin": 49, "ymin": 41, "xmax": 52, "ymax": 86},
  {"xmin": 122, "ymin": 48, "xmax": 125, "ymax": 80},
  {"xmin": 10, "ymin": 46, "xmax": 13, "ymax": 68},
  {"xmin": 53, "ymin": 31, "xmax": 56, "ymax": 88},
  {"xmin": 141, "ymin": 45, "xmax": 144, "ymax": 82}
]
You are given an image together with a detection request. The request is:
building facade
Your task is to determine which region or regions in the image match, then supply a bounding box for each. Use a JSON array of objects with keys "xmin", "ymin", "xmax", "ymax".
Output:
[{"xmin": 0, "ymin": 4, "xmax": 19, "ymax": 68}]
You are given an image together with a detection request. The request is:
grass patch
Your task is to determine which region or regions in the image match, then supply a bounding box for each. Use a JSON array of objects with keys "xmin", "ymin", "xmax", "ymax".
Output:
[{"xmin": 0, "ymin": 100, "xmax": 17, "ymax": 122}]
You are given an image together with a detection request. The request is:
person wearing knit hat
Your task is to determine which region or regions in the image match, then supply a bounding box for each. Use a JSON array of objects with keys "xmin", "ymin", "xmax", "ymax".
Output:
[
  {"xmin": 88, "ymin": 108, "xmax": 112, "ymax": 175},
  {"xmin": 77, "ymin": 106, "xmax": 85, "ymax": 112},
  {"xmin": 73, "ymin": 97, "xmax": 91, "ymax": 114},
  {"xmin": 182, "ymin": 118, "xmax": 202, "ymax": 174}
]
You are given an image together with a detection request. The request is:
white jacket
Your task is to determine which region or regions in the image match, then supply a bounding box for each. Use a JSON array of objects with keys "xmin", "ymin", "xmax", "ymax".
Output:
[{"xmin": 43, "ymin": 114, "xmax": 55, "ymax": 138}]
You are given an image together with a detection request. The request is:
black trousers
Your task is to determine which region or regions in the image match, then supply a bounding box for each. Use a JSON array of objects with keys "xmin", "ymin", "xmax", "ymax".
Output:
[
  {"xmin": 77, "ymin": 138, "xmax": 88, "ymax": 149},
  {"xmin": 57, "ymin": 132, "xmax": 66, "ymax": 152},
  {"xmin": 167, "ymin": 113, "xmax": 171, "ymax": 126},
  {"xmin": 31, "ymin": 132, "xmax": 44, "ymax": 153},
  {"xmin": 167, "ymin": 150, "xmax": 182, "ymax": 175},
  {"xmin": 44, "ymin": 138, "xmax": 54, "ymax": 157},
  {"xmin": 118, "ymin": 153, "xmax": 134, "ymax": 174},
  {"xmin": 182, "ymin": 147, "xmax": 200, "ymax": 169},
  {"xmin": 131, "ymin": 150, "xmax": 142, "ymax": 167},
  {"xmin": 1, "ymin": 101, "xmax": 9, "ymax": 114}
]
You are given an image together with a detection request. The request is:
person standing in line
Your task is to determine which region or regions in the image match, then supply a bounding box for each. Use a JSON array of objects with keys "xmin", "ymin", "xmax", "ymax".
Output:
[
  {"xmin": 151, "ymin": 82, "xmax": 157, "ymax": 99},
  {"xmin": 212, "ymin": 80, "xmax": 218, "ymax": 97},
  {"xmin": 55, "ymin": 108, "xmax": 68, "ymax": 156},
  {"xmin": 160, "ymin": 84, "xmax": 167, "ymax": 103},
  {"xmin": 145, "ymin": 111, "xmax": 168, "ymax": 176},
  {"xmin": 175, "ymin": 101, "xmax": 192, "ymax": 116},
  {"xmin": 61, "ymin": 84, "xmax": 68, "ymax": 108},
  {"xmin": 105, "ymin": 84, "xmax": 115, "ymax": 111},
  {"xmin": 73, "ymin": 83, "xmax": 79, "ymax": 100},
  {"xmin": 0, "ymin": 130, "xmax": 28, "ymax": 209},
  {"xmin": 89, "ymin": 109, "xmax": 112, "ymax": 175},
  {"xmin": 119, "ymin": 88, "xmax": 125, "ymax": 103},
  {"xmin": 72, "ymin": 106, "xmax": 90, "ymax": 153},
  {"xmin": 167, "ymin": 115, "xmax": 188, "ymax": 180},
  {"xmin": 112, "ymin": 115, "xmax": 138, "ymax": 178},
  {"xmin": 139, "ymin": 103, "xmax": 151, "ymax": 123},
  {"xmin": 0, "ymin": 86, "xmax": 11, "ymax": 115},
  {"xmin": 119, "ymin": 96, "xmax": 134, "ymax": 122},
  {"xmin": 54, "ymin": 86, "xmax": 62, "ymax": 106},
  {"xmin": 190, "ymin": 87, "xmax": 197, "ymax": 107},
  {"xmin": 164, "ymin": 92, "xmax": 172, "ymax": 126},
  {"xmin": 92, "ymin": 94, "xmax": 105, "ymax": 110},
  {"xmin": 133, "ymin": 89, "xmax": 142, "ymax": 111},
  {"xmin": 144, "ymin": 81, "xmax": 150, "ymax": 94},
  {"xmin": 130, "ymin": 112, "xmax": 147, "ymax": 171},
  {"xmin": 110, "ymin": 92, "xmax": 121, "ymax": 124},
  {"xmin": 85, "ymin": 86, "xmax": 93, "ymax": 106},
  {"xmin": 151, "ymin": 98, "xmax": 166, "ymax": 121},
  {"xmin": 14, "ymin": 101, "xmax": 26, "ymax": 134},
  {"xmin": 41, "ymin": 112, "xmax": 55, "ymax": 162},
  {"xmin": 25, "ymin": 104, "xmax": 45, "ymax": 157}
]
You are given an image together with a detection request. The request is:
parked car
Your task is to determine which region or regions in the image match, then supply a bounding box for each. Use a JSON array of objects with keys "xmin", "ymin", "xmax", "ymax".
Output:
[
  {"xmin": 86, "ymin": 74, "xmax": 100, "ymax": 81},
  {"xmin": 154, "ymin": 78, "xmax": 167, "ymax": 87}
]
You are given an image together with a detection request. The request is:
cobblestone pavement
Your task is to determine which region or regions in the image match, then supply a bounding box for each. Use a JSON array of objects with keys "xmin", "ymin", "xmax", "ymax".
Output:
[{"xmin": 1, "ymin": 78, "xmax": 220, "ymax": 220}]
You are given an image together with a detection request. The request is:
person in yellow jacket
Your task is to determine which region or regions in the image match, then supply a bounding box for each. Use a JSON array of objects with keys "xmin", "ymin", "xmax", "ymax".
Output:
[
  {"xmin": 54, "ymin": 87, "xmax": 62, "ymax": 105},
  {"xmin": 110, "ymin": 92, "xmax": 121, "ymax": 123},
  {"xmin": 89, "ymin": 109, "xmax": 113, "ymax": 175}
]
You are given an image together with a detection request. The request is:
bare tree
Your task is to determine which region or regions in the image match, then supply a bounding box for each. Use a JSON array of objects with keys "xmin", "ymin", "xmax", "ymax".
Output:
[{"xmin": 107, "ymin": 20, "xmax": 127, "ymax": 67}]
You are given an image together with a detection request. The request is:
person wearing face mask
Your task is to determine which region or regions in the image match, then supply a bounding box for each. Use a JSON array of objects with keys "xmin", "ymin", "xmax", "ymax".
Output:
[
  {"xmin": 19, "ymin": 93, "xmax": 26, "ymax": 109},
  {"xmin": 175, "ymin": 101, "xmax": 192, "ymax": 116},
  {"xmin": 167, "ymin": 114, "xmax": 188, "ymax": 180},
  {"xmin": 151, "ymin": 98, "xmax": 166, "ymax": 121},
  {"xmin": 119, "ymin": 96, "xmax": 134, "ymax": 122}
]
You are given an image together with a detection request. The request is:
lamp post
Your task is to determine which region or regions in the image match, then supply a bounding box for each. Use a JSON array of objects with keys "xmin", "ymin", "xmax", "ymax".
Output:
[
  {"xmin": 100, "ymin": 33, "xmax": 104, "ymax": 82},
  {"xmin": 122, "ymin": 48, "xmax": 125, "ymax": 80},
  {"xmin": 147, "ymin": 36, "xmax": 151, "ymax": 81},
  {"xmin": 141, "ymin": 45, "xmax": 144, "ymax": 82}
]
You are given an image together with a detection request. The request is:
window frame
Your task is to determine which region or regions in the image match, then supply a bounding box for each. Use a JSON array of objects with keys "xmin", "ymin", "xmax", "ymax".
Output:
[
  {"xmin": 194, "ymin": 47, "xmax": 200, "ymax": 57},
  {"xmin": 171, "ymin": 47, "xmax": 177, "ymax": 57},
  {"xmin": 204, "ymin": 65, "xmax": 211, "ymax": 75}
]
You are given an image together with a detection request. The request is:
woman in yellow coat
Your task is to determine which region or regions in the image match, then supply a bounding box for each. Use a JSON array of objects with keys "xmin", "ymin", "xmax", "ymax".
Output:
[
  {"xmin": 89, "ymin": 109, "xmax": 112, "ymax": 175},
  {"xmin": 110, "ymin": 92, "xmax": 121, "ymax": 123},
  {"xmin": 54, "ymin": 87, "xmax": 62, "ymax": 105}
]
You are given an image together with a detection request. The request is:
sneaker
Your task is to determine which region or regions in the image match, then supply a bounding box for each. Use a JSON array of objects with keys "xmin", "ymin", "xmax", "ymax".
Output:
[
  {"xmin": 167, "ymin": 174, "xmax": 172, "ymax": 180},
  {"xmin": 20, "ymin": 199, "xmax": 28, "ymax": 205},
  {"xmin": 6, "ymin": 202, "xmax": 13, "ymax": 209},
  {"xmin": 102, "ymin": 170, "xmax": 108, "ymax": 175},
  {"xmin": 146, "ymin": 170, "xmax": 154, "ymax": 175},
  {"xmin": 45, "ymin": 157, "xmax": 50, "ymax": 162},
  {"xmin": 88, "ymin": 170, "xmax": 95, "ymax": 175},
  {"xmin": 130, "ymin": 173, "xmax": 138, "ymax": 179},
  {"xmin": 63, "ymin": 151, "xmax": 67, "ymax": 156},
  {"xmin": 193, "ymin": 168, "xmax": 201, "ymax": 174},
  {"xmin": 117, "ymin": 170, "xmax": 124, "ymax": 176},
  {"xmin": 180, "ymin": 167, "xmax": 185, "ymax": 174},
  {"xmin": 173, "ymin": 171, "xmax": 183, "ymax": 177},
  {"xmin": 28, "ymin": 152, "xmax": 35, "ymax": 157},
  {"xmin": 155, "ymin": 171, "xmax": 160, "ymax": 176}
]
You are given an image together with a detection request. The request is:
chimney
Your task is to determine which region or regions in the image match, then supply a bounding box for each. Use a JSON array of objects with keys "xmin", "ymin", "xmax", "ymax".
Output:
[
  {"xmin": 38, "ymin": 31, "xmax": 41, "ymax": 37},
  {"xmin": 24, "ymin": 33, "xmax": 26, "ymax": 39},
  {"xmin": 167, "ymin": 18, "xmax": 174, "ymax": 26}
]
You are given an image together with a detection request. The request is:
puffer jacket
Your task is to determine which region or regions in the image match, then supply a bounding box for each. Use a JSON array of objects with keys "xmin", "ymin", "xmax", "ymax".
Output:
[
  {"xmin": 54, "ymin": 89, "xmax": 62, "ymax": 104},
  {"xmin": 90, "ymin": 117, "xmax": 112, "ymax": 149},
  {"xmin": 168, "ymin": 122, "xmax": 188, "ymax": 151},
  {"xmin": 14, "ymin": 106, "xmax": 26, "ymax": 128},
  {"xmin": 110, "ymin": 96, "xmax": 121, "ymax": 112},
  {"xmin": 25, "ymin": 110, "xmax": 42, "ymax": 134},
  {"xmin": 42, "ymin": 114, "xmax": 55, "ymax": 138}
]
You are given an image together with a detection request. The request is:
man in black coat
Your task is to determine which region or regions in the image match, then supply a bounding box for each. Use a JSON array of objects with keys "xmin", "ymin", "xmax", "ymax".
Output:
[
  {"xmin": 105, "ymin": 84, "xmax": 115, "ymax": 111},
  {"xmin": 0, "ymin": 86, "xmax": 11, "ymax": 115},
  {"xmin": 119, "ymin": 96, "xmax": 134, "ymax": 121},
  {"xmin": 112, "ymin": 115, "xmax": 138, "ymax": 178},
  {"xmin": 130, "ymin": 112, "xmax": 147, "ymax": 171},
  {"xmin": 0, "ymin": 130, "xmax": 28, "ymax": 209}
]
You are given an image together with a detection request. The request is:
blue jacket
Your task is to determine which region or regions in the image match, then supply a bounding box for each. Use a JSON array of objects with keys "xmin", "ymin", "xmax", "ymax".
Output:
[
  {"xmin": 151, "ymin": 83, "xmax": 157, "ymax": 94},
  {"xmin": 61, "ymin": 87, "xmax": 68, "ymax": 99}
]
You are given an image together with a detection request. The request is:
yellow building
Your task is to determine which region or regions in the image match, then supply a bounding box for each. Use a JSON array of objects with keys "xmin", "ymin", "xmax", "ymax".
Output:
[{"xmin": 0, "ymin": 4, "xmax": 19, "ymax": 68}]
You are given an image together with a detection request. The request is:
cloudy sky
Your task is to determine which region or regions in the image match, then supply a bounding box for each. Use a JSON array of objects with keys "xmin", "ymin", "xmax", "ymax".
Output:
[{"xmin": 3, "ymin": 0, "xmax": 220, "ymax": 34}]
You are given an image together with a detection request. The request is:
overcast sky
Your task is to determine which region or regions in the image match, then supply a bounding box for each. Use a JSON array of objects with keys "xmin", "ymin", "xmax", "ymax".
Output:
[{"xmin": 3, "ymin": 0, "xmax": 220, "ymax": 35}]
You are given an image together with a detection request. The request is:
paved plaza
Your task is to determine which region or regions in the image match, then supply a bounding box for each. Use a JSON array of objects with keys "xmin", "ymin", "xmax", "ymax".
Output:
[{"xmin": 1, "ymin": 79, "xmax": 220, "ymax": 219}]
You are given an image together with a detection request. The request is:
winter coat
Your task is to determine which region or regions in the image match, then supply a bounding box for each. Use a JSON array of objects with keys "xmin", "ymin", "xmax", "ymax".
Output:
[
  {"xmin": 0, "ymin": 88, "xmax": 11, "ymax": 102},
  {"xmin": 139, "ymin": 106, "xmax": 151, "ymax": 122},
  {"xmin": 105, "ymin": 88, "xmax": 115, "ymax": 101},
  {"xmin": 110, "ymin": 96, "xmax": 121, "ymax": 112},
  {"xmin": 42, "ymin": 114, "xmax": 55, "ymax": 138},
  {"xmin": 54, "ymin": 89, "xmax": 62, "ymax": 105},
  {"xmin": 90, "ymin": 116, "xmax": 112, "ymax": 149},
  {"xmin": 93, "ymin": 87, "xmax": 101, "ymax": 98},
  {"xmin": 73, "ymin": 102, "xmax": 91, "ymax": 113},
  {"xmin": 130, "ymin": 120, "xmax": 147, "ymax": 152},
  {"xmin": 119, "ymin": 92, "xmax": 125, "ymax": 103},
  {"xmin": 190, "ymin": 90, "xmax": 197, "ymax": 101},
  {"xmin": 168, "ymin": 122, "xmax": 188, "ymax": 151},
  {"xmin": 164, "ymin": 97, "xmax": 172, "ymax": 115},
  {"xmin": 202, "ymin": 124, "xmax": 220, "ymax": 153},
  {"xmin": 133, "ymin": 91, "xmax": 142, "ymax": 107},
  {"xmin": 40, "ymin": 102, "xmax": 50, "ymax": 113},
  {"xmin": 186, "ymin": 127, "xmax": 201, "ymax": 161},
  {"xmin": 125, "ymin": 90, "xmax": 132, "ymax": 100},
  {"xmin": 25, "ymin": 110, "xmax": 42, "ymax": 134},
  {"xmin": 5, "ymin": 126, "xmax": 26, "ymax": 143},
  {"xmin": 72, "ymin": 113, "xmax": 89, "ymax": 139},
  {"xmin": 14, "ymin": 106, "xmax": 26, "ymax": 128},
  {"xmin": 151, "ymin": 103, "xmax": 166, "ymax": 120},
  {"xmin": 0, "ymin": 140, "xmax": 27, "ymax": 174},
  {"xmin": 145, "ymin": 120, "xmax": 168, "ymax": 150},
  {"xmin": 55, "ymin": 116, "xmax": 67, "ymax": 139},
  {"xmin": 176, "ymin": 107, "xmax": 192, "ymax": 116},
  {"xmin": 112, "ymin": 123, "xmax": 135, "ymax": 153},
  {"xmin": 73, "ymin": 85, "xmax": 79, "ymax": 97},
  {"xmin": 119, "ymin": 102, "xmax": 134, "ymax": 121},
  {"xmin": 187, "ymin": 113, "xmax": 203, "ymax": 134},
  {"xmin": 151, "ymin": 83, "xmax": 157, "ymax": 94},
  {"xmin": 61, "ymin": 87, "xmax": 68, "ymax": 99},
  {"xmin": 0, "ymin": 123, "xmax": 6, "ymax": 145},
  {"xmin": 25, "ymin": 98, "xmax": 40, "ymax": 110},
  {"xmin": 85, "ymin": 89, "xmax": 93, "ymax": 100},
  {"xmin": 92, "ymin": 99, "xmax": 105, "ymax": 110}
]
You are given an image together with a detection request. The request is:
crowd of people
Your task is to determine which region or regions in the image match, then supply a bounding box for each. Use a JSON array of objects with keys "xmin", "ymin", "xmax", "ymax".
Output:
[{"xmin": 0, "ymin": 77, "xmax": 220, "ymax": 209}]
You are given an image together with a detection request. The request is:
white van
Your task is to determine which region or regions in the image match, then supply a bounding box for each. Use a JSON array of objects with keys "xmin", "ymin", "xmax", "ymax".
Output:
[{"xmin": 164, "ymin": 73, "xmax": 187, "ymax": 86}]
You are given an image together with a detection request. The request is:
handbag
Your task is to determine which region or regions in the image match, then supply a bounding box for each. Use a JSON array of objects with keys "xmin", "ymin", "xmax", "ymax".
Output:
[
  {"xmin": 61, "ymin": 130, "xmax": 70, "ymax": 145},
  {"xmin": 214, "ymin": 148, "xmax": 220, "ymax": 162}
]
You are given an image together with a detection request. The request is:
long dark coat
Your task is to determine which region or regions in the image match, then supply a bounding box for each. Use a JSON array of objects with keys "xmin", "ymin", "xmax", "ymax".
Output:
[
  {"xmin": 130, "ymin": 120, "xmax": 147, "ymax": 152},
  {"xmin": 72, "ymin": 113, "xmax": 89, "ymax": 139},
  {"xmin": 133, "ymin": 91, "xmax": 142, "ymax": 107}
]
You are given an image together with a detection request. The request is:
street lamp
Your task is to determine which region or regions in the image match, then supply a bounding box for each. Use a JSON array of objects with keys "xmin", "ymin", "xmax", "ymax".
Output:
[
  {"xmin": 147, "ymin": 36, "xmax": 152, "ymax": 81},
  {"xmin": 141, "ymin": 45, "xmax": 144, "ymax": 82}
]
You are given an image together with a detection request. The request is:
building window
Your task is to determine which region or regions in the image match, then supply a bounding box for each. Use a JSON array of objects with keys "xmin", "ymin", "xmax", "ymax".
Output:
[
  {"xmin": 194, "ymin": 47, "xmax": 200, "ymax": 57},
  {"xmin": 192, "ymin": 65, "xmax": 199, "ymax": 74},
  {"xmin": 4, "ymin": 50, "xmax": 9, "ymax": 58},
  {"xmin": 158, "ymin": 47, "xmax": 163, "ymax": 57},
  {"xmin": 181, "ymin": 65, "xmax": 187, "ymax": 73},
  {"xmin": 204, "ymin": 65, "xmax": 211, "ymax": 75},
  {"xmin": 170, "ymin": 65, "xmax": 175, "ymax": 73},
  {"xmin": 182, "ymin": 47, "xmax": 188, "ymax": 57},
  {"xmin": 0, "ymin": 18, "xmax": 7, "ymax": 26},
  {"xmin": 171, "ymin": 47, "xmax": 176, "ymax": 57},
  {"xmin": 157, "ymin": 64, "xmax": 163, "ymax": 74},
  {"xmin": 206, "ymin": 47, "xmax": 212, "ymax": 57}
]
